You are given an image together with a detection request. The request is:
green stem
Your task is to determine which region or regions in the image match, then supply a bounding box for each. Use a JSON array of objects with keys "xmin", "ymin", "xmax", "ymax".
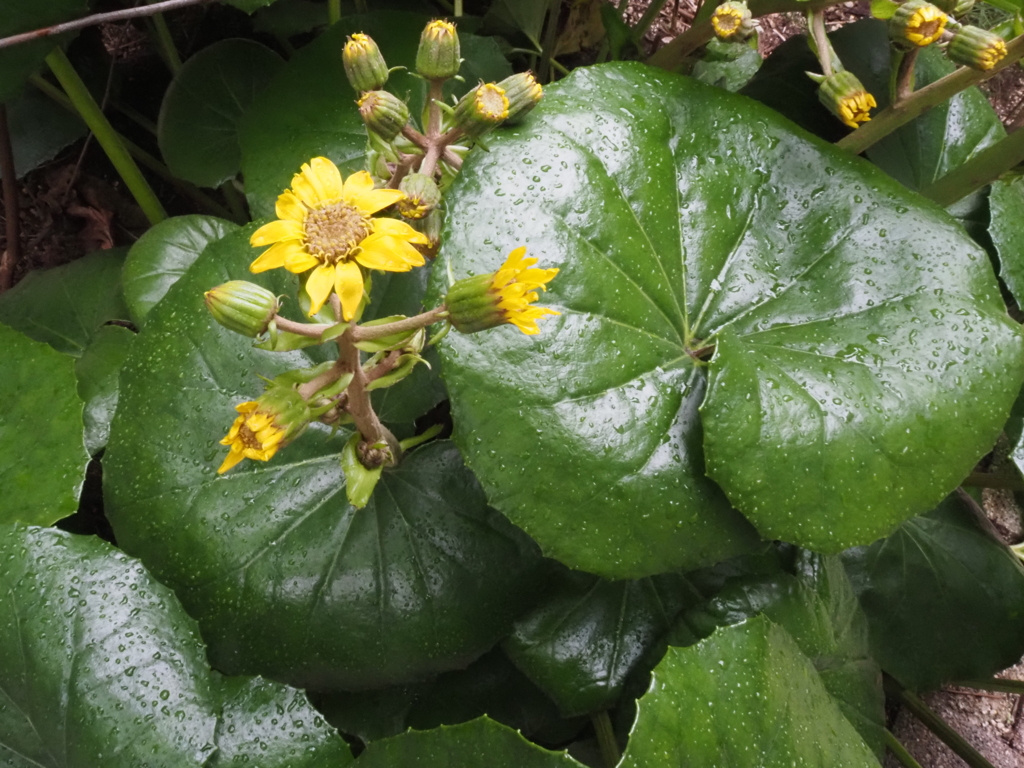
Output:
[
  {"xmin": 538, "ymin": 0, "xmax": 562, "ymax": 83},
  {"xmin": 454, "ymin": 0, "xmax": 463, "ymax": 17},
  {"xmin": 808, "ymin": 10, "xmax": 834, "ymax": 76},
  {"xmin": 837, "ymin": 32, "xmax": 1024, "ymax": 155},
  {"xmin": 889, "ymin": 49, "xmax": 905, "ymax": 103},
  {"xmin": 635, "ymin": 0, "xmax": 670, "ymax": 42},
  {"xmin": 591, "ymin": 710, "xmax": 620, "ymax": 768},
  {"xmin": 149, "ymin": 13, "xmax": 182, "ymax": 73},
  {"xmin": 328, "ymin": 0, "xmax": 341, "ymax": 25},
  {"xmin": 961, "ymin": 470, "xmax": 1024, "ymax": 491},
  {"xmin": 885, "ymin": 729, "xmax": 926, "ymax": 768},
  {"xmin": 352, "ymin": 306, "xmax": 449, "ymax": 341},
  {"xmin": 889, "ymin": 678, "xmax": 999, "ymax": 768},
  {"xmin": 956, "ymin": 678, "xmax": 1024, "ymax": 695},
  {"xmin": 920, "ymin": 127, "xmax": 1024, "ymax": 206},
  {"xmin": 44, "ymin": 48, "xmax": 167, "ymax": 225},
  {"xmin": 399, "ymin": 423, "xmax": 443, "ymax": 451}
]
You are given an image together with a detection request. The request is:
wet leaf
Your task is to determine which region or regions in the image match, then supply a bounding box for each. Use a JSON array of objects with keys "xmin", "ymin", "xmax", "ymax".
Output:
[
  {"xmin": 75, "ymin": 324, "xmax": 135, "ymax": 454},
  {"xmin": 989, "ymin": 174, "xmax": 1024, "ymax": 307},
  {"xmin": 0, "ymin": 324, "xmax": 88, "ymax": 526},
  {"xmin": 434, "ymin": 62, "xmax": 1023, "ymax": 578}
]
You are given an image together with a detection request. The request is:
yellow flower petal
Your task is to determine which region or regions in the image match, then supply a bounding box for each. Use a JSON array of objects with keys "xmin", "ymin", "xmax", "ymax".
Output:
[
  {"xmin": 250, "ymin": 219, "xmax": 304, "ymax": 247},
  {"xmin": 309, "ymin": 157, "xmax": 343, "ymax": 200},
  {"xmin": 372, "ymin": 217, "xmax": 430, "ymax": 245},
  {"xmin": 305, "ymin": 263, "xmax": 336, "ymax": 316},
  {"xmin": 344, "ymin": 173, "xmax": 405, "ymax": 214},
  {"xmin": 251, "ymin": 240, "xmax": 309, "ymax": 273},
  {"xmin": 284, "ymin": 249, "xmax": 320, "ymax": 273},
  {"xmin": 217, "ymin": 447, "xmax": 246, "ymax": 474},
  {"xmin": 334, "ymin": 260, "xmax": 364, "ymax": 321},
  {"xmin": 341, "ymin": 170, "xmax": 375, "ymax": 200},
  {"xmin": 290, "ymin": 172, "xmax": 321, "ymax": 207},
  {"xmin": 275, "ymin": 190, "xmax": 308, "ymax": 222},
  {"xmin": 356, "ymin": 234, "xmax": 425, "ymax": 272}
]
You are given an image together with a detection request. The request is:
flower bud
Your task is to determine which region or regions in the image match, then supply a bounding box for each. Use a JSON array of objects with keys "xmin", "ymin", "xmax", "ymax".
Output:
[
  {"xmin": 890, "ymin": 0, "xmax": 948, "ymax": 47},
  {"xmin": 950, "ymin": 0, "xmax": 974, "ymax": 17},
  {"xmin": 343, "ymin": 33, "xmax": 388, "ymax": 93},
  {"xmin": 446, "ymin": 247, "xmax": 559, "ymax": 335},
  {"xmin": 947, "ymin": 25, "xmax": 1007, "ymax": 70},
  {"xmin": 416, "ymin": 19, "xmax": 461, "ymax": 80},
  {"xmin": 817, "ymin": 70, "xmax": 877, "ymax": 129},
  {"xmin": 217, "ymin": 385, "xmax": 311, "ymax": 473},
  {"xmin": 397, "ymin": 173, "xmax": 442, "ymax": 219},
  {"xmin": 357, "ymin": 90, "xmax": 410, "ymax": 141},
  {"xmin": 497, "ymin": 72, "xmax": 543, "ymax": 123},
  {"xmin": 711, "ymin": 1, "xmax": 755, "ymax": 41},
  {"xmin": 205, "ymin": 280, "xmax": 279, "ymax": 338},
  {"xmin": 452, "ymin": 83, "xmax": 509, "ymax": 138}
]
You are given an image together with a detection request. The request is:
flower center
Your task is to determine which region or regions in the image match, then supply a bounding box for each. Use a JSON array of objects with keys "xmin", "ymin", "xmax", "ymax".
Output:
[
  {"xmin": 303, "ymin": 202, "xmax": 371, "ymax": 265},
  {"xmin": 238, "ymin": 424, "xmax": 264, "ymax": 450}
]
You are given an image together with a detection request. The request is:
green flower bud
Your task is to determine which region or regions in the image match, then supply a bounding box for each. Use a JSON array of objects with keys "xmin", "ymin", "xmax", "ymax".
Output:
[
  {"xmin": 397, "ymin": 173, "xmax": 442, "ymax": 219},
  {"xmin": 711, "ymin": 1, "xmax": 755, "ymax": 41},
  {"xmin": 816, "ymin": 70, "xmax": 877, "ymax": 129},
  {"xmin": 205, "ymin": 280, "xmax": 279, "ymax": 338},
  {"xmin": 947, "ymin": 25, "xmax": 1007, "ymax": 70},
  {"xmin": 890, "ymin": 0, "xmax": 948, "ymax": 47},
  {"xmin": 497, "ymin": 72, "xmax": 543, "ymax": 124},
  {"xmin": 452, "ymin": 83, "xmax": 509, "ymax": 138},
  {"xmin": 950, "ymin": 0, "xmax": 974, "ymax": 17},
  {"xmin": 343, "ymin": 33, "xmax": 388, "ymax": 93},
  {"xmin": 357, "ymin": 90, "xmax": 410, "ymax": 141},
  {"xmin": 416, "ymin": 19, "xmax": 461, "ymax": 80}
]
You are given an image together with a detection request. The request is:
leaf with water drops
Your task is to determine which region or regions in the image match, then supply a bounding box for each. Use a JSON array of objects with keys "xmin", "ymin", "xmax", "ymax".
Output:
[
  {"xmin": 841, "ymin": 493, "xmax": 1024, "ymax": 690},
  {"xmin": 104, "ymin": 226, "xmax": 544, "ymax": 690},
  {"xmin": 989, "ymin": 175, "xmax": 1024, "ymax": 308},
  {"xmin": 434, "ymin": 61, "xmax": 1024, "ymax": 577},
  {"xmin": 619, "ymin": 615, "xmax": 882, "ymax": 767},
  {"xmin": 353, "ymin": 716, "xmax": 586, "ymax": 768},
  {"xmin": 75, "ymin": 324, "xmax": 135, "ymax": 455},
  {"xmin": 0, "ymin": 323, "xmax": 88, "ymax": 526}
]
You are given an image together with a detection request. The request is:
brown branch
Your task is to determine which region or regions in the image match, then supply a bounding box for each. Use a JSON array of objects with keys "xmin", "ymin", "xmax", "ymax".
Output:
[
  {"xmin": 0, "ymin": 106, "xmax": 19, "ymax": 292},
  {"xmin": 893, "ymin": 48, "xmax": 920, "ymax": 105},
  {"xmin": 351, "ymin": 306, "xmax": 448, "ymax": 342},
  {"xmin": 0, "ymin": 0, "xmax": 216, "ymax": 51},
  {"xmin": 272, "ymin": 316, "xmax": 333, "ymax": 338}
]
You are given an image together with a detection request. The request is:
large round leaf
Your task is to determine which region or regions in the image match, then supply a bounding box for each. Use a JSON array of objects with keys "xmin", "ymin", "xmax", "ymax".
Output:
[
  {"xmin": 105, "ymin": 227, "xmax": 543, "ymax": 690},
  {"xmin": 0, "ymin": 323, "xmax": 88, "ymax": 525},
  {"xmin": 434, "ymin": 62, "xmax": 1024, "ymax": 578},
  {"xmin": 75, "ymin": 324, "xmax": 135, "ymax": 454},
  {"xmin": 990, "ymin": 175, "xmax": 1024, "ymax": 307}
]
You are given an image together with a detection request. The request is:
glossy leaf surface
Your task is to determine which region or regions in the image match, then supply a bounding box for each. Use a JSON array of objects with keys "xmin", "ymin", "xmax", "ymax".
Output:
[
  {"xmin": 990, "ymin": 175, "xmax": 1024, "ymax": 307},
  {"xmin": 122, "ymin": 214, "xmax": 238, "ymax": 325},
  {"xmin": 435, "ymin": 62, "xmax": 1023, "ymax": 577},
  {"xmin": 842, "ymin": 493, "xmax": 1024, "ymax": 690},
  {"xmin": 504, "ymin": 569, "xmax": 698, "ymax": 716},
  {"xmin": 0, "ymin": 248, "xmax": 130, "ymax": 356},
  {"xmin": 0, "ymin": 324, "xmax": 88, "ymax": 526},
  {"xmin": 620, "ymin": 616, "xmax": 881, "ymax": 767},
  {"xmin": 354, "ymin": 717, "xmax": 584, "ymax": 768},
  {"xmin": 159, "ymin": 39, "xmax": 284, "ymax": 188},
  {"xmin": 239, "ymin": 14, "xmax": 510, "ymax": 218},
  {"xmin": 105, "ymin": 227, "xmax": 542, "ymax": 689},
  {"xmin": 75, "ymin": 324, "xmax": 135, "ymax": 454}
]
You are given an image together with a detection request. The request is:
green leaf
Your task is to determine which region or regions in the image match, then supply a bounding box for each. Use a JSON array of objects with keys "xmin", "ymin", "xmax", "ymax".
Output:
[
  {"xmin": 0, "ymin": 248, "xmax": 130, "ymax": 356},
  {"xmin": 0, "ymin": 83, "xmax": 86, "ymax": 179},
  {"xmin": 503, "ymin": 569, "xmax": 698, "ymax": 717},
  {"xmin": 353, "ymin": 717, "xmax": 585, "ymax": 768},
  {"xmin": 434, "ymin": 61, "xmax": 1023, "ymax": 578},
  {"xmin": 694, "ymin": 552, "xmax": 885, "ymax": 756},
  {"xmin": 483, "ymin": 0, "xmax": 551, "ymax": 49},
  {"xmin": 239, "ymin": 14, "xmax": 511, "ymax": 218},
  {"xmin": 0, "ymin": 324, "xmax": 88, "ymax": 526},
  {"xmin": 692, "ymin": 38, "xmax": 762, "ymax": 92},
  {"xmin": 105, "ymin": 227, "xmax": 544, "ymax": 690},
  {"xmin": 841, "ymin": 493, "xmax": 1024, "ymax": 691},
  {"xmin": 989, "ymin": 174, "xmax": 1024, "ymax": 307},
  {"xmin": 223, "ymin": 0, "xmax": 280, "ymax": 14},
  {"xmin": 252, "ymin": 0, "xmax": 328, "ymax": 37},
  {"xmin": 620, "ymin": 617, "xmax": 881, "ymax": 767},
  {"xmin": 122, "ymin": 214, "xmax": 238, "ymax": 325},
  {"xmin": 870, "ymin": 0, "xmax": 900, "ymax": 18},
  {"xmin": 0, "ymin": 524, "xmax": 353, "ymax": 768},
  {"xmin": 75, "ymin": 324, "xmax": 135, "ymax": 454},
  {"xmin": 0, "ymin": 0, "xmax": 90, "ymax": 103},
  {"xmin": 158, "ymin": 39, "xmax": 285, "ymax": 189}
]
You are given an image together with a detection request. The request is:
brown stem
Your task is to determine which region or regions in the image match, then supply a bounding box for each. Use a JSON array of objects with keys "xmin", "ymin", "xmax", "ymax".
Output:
[
  {"xmin": 893, "ymin": 48, "xmax": 919, "ymax": 105},
  {"xmin": 273, "ymin": 315, "xmax": 333, "ymax": 338},
  {"xmin": 442, "ymin": 147, "xmax": 463, "ymax": 170},
  {"xmin": 419, "ymin": 143, "xmax": 444, "ymax": 179},
  {"xmin": 297, "ymin": 361, "xmax": 347, "ymax": 400},
  {"xmin": 339, "ymin": 326, "xmax": 400, "ymax": 465},
  {"xmin": 401, "ymin": 125, "xmax": 429, "ymax": 150},
  {"xmin": 0, "ymin": 0, "xmax": 216, "ymax": 51},
  {"xmin": 365, "ymin": 350, "xmax": 402, "ymax": 382},
  {"xmin": 352, "ymin": 306, "xmax": 448, "ymax": 342},
  {"xmin": 386, "ymin": 153, "xmax": 419, "ymax": 190},
  {"xmin": 0, "ymin": 105, "xmax": 19, "ymax": 291}
]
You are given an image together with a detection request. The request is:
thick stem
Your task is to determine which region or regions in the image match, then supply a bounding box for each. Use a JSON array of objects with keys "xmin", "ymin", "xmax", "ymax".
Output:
[
  {"xmin": 426, "ymin": 80, "xmax": 445, "ymax": 139},
  {"xmin": 0, "ymin": 105, "xmax": 20, "ymax": 291},
  {"xmin": 339, "ymin": 326, "xmax": 399, "ymax": 461},
  {"xmin": 328, "ymin": 0, "xmax": 341, "ymax": 25},
  {"xmin": 442, "ymin": 147, "xmax": 463, "ymax": 170},
  {"xmin": 921, "ymin": 126, "xmax": 1024, "ymax": 207},
  {"xmin": 353, "ymin": 306, "xmax": 449, "ymax": 341},
  {"xmin": 837, "ymin": 32, "xmax": 1024, "ymax": 155},
  {"xmin": 45, "ymin": 48, "xmax": 167, "ymax": 225},
  {"xmin": 809, "ymin": 10, "xmax": 833, "ymax": 76},
  {"xmin": 401, "ymin": 125, "xmax": 429, "ymax": 150},
  {"xmin": 297, "ymin": 361, "xmax": 347, "ymax": 400},
  {"xmin": 418, "ymin": 143, "xmax": 444, "ymax": 180},
  {"xmin": 387, "ymin": 154, "xmax": 419, "ymax": 189},
  {"xmin": 272, "ymin": 316, "xmax": 333, "ymax": 338},
  {"xmin": 885, "ymin": 730, "xmax": 925, "ymax": 768},
  {"xmin": 0, "ymin": 0, "xmax": 216, "ymax": 51},
  {"xmin": 591, "ymin": 710, "xmax": 620, "ymax": 768},
  {"xmin": 893, "ymin": 48, "xmax": 919, "ymax": 104}
]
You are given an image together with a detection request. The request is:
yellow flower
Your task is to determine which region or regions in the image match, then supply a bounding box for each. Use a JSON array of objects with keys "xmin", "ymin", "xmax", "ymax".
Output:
[
  {"xmin": 711, "ymin": 5, "xmax": 745, "ymax": 38},
  {"xmin": 903, "ymin": 4, "xmax": 947, "ymax": 46},
  {"xmin": 837, "ymin": 91, "xmax": 877, "ymax": 128},
  {"xmin": 249, "ymin": 157, "xmax": 429, "ymax": 321},
  {"xmin": 218, "ymin": 402, "xmax": 288, "ymax": 474}
]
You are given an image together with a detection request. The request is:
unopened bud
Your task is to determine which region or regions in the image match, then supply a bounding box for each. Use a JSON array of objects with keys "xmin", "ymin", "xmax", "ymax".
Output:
[
  {"xmin": 947, "ymin": 25, "xmax": 1007, "ymax": 70},
  {"xmin": 890, "ymin": 0, "xmax": 948, "ymax": 47},
  {"xmin": 205, "ymin": 281, "xmax": 279, "ymax": 338},
  {"xmin": 497, "ymin": 72, "xmax": 543, "ymax": 123},
  {"xmin": 398, "ymin": 173, "xmax": 441, "ymax": 219},
  {"xmin": 416, "ymin": 20, "xmax": 461, "ymax": 80},
  {"xmin": 711, "ymin": 1, "xmax": 755, "ymax": 41},
  {"xmin": 358, "ymin": 90, "xmax": 410, "ymax": 140},
  {"xmin": 452, "ymin": 83, "xmax": 509, "ymax": 138},
  {"xmin": 817, "ymin": 70, "xmax": 876, "ymax": 129},
  {"xmin": 343, "ymin": 33, "xmax": 388, "ymax": 93}
]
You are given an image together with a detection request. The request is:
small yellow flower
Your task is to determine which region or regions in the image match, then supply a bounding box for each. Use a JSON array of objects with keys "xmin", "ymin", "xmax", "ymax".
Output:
[
  {"xmin": 837, "ymin": 91, "xmax": 877, "ymax": 128},
  {"xmin": 817, "ymin": 71, "xmax": 877, "ymax": 129},
  {"xmin": 218, "ymin": 402, "xmax": 288, "ymax": 474},
  {"xmin": 249, "ymin": 157, "xmax": 429, "ymax": 321},
  {"xmin": 903, "ymin": 4, "xmax": 947, "ymax": 46},
  {"xmin": 711, "ymin": 5, "xmax": 746, "ymax": 38}
]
